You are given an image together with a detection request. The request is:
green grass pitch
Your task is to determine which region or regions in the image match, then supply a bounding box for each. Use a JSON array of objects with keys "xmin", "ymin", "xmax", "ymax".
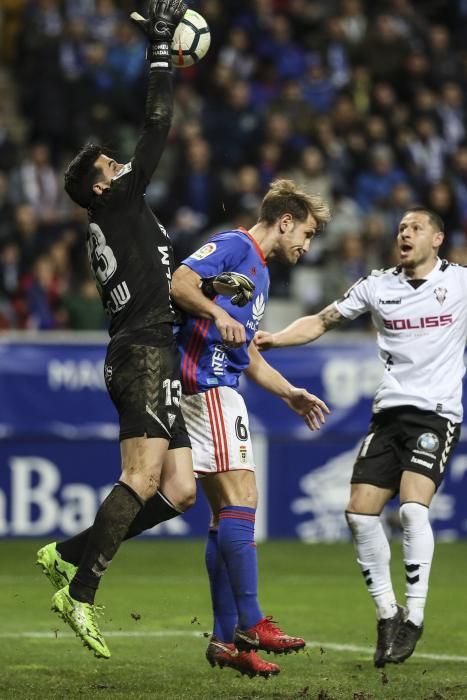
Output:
[{"xmin": 1, "ymin": 540, "xmax": 466, "ymax": 699}]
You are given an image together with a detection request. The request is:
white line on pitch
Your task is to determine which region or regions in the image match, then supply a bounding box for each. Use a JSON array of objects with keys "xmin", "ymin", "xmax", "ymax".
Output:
[{"xmin": 1, "ymin": 631, "xmax": 466, "ymax": 663}]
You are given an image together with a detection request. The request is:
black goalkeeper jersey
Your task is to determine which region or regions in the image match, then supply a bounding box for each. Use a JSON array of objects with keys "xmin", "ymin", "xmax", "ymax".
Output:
[{"xmin": 86, "ymin": 71, "xmax": 180, "ymax": 342}]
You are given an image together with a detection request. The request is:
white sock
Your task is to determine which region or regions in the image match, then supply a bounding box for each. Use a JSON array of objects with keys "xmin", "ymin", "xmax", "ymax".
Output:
[
  {"xmin": 346, "ymin": 512, "xmax": 397, "ymax": 620},
  {"xmin": 400, "ymin": 502, "xmax": 434, "ymax": 627}
]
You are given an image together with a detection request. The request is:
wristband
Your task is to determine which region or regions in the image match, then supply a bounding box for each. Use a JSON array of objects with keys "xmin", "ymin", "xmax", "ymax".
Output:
[{"xmin": 146, "ymin": 42, "xmax": 171, "ymax": 69}]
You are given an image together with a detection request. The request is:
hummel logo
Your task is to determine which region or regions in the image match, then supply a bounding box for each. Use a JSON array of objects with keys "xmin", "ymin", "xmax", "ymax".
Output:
[{"xmin": 379, "ymin": 298, "xmax": 401, "ymax": 305}]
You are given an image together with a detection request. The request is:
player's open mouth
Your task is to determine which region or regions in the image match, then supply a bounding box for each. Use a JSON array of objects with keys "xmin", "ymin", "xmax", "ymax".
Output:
[{"xmin": 400, "ymin": 244, "xmax": 412, "ymax": 253}]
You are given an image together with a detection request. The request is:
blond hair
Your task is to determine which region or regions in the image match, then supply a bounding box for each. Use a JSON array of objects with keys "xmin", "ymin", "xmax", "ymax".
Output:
[{"xmin": 259, "ymin": 179, "xmax": 331, "ymax": 228}]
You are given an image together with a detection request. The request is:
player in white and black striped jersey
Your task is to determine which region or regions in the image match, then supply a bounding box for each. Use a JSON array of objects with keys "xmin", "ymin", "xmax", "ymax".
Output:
[{"xmin": 255, "ymin": 206, "xmax": 467, "ymax": 667}]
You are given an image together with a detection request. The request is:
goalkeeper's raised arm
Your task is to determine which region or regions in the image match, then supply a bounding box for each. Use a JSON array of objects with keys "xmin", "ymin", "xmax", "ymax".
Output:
[{"xmin": 129, "ymin": 0, "xmax": 187, "ymax": 190}]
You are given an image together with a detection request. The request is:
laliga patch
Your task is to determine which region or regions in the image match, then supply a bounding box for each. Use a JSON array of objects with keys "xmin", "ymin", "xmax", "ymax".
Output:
[
  {"xmin": 417, "ymin": 432, "xmax": 439, "ymax": 452},
  {"xmin": 239, "ymin": 445, "xmax": 247, "ymax": 464},
  {"xmin": 191, "ymin": 242, "xmax": 216, "ymax": 260}
]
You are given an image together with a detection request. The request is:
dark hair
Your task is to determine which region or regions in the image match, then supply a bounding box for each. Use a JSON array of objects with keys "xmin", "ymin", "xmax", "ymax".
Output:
[
  {"xmin": 259, "ymin": 179, "xmax": 330, "ymax": 227},
  {"xmin": 403, "ymin": 206, "xmax": 445, "ymax": 233},
  {"xmin": 64, "ymin": 143, "xmax": 103, "ymax": 208}
]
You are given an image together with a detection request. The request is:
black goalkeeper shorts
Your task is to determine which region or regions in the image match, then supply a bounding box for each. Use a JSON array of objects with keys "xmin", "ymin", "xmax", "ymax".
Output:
[
  {"xmin": 104, "ymin": 334, "xmax": 190, "ymax": 448},
  {"xmin": 351, "ymin": 406, "xmax": 460, "ymax": 492}
]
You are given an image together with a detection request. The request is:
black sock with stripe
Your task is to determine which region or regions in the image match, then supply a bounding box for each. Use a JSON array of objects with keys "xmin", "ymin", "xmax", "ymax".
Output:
[{"xmin": 69, "ymin": 481, "xmax": 143, "ymax": 604}]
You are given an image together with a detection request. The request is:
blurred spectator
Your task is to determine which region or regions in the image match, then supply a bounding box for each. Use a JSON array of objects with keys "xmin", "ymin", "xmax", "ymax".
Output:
[
  {"xmin": 286, "ymin": 146, "xmax": 332, "ymax": 205},
  {"xmin": 406, "ymin": 116, "xmax": 446, "ymax": 186},
  {"xmin": 323, "ymin": 16, "xmax": 351, "ymax": 89},
  {"xmin": 0, "ymin": 171, "xmax": 14, "ymax": 241},
  {"xmin": 90, "ymin": 0, "xmax": 121, "ymax": 45},
  {"xmin": 451, "ymin": 145, "xmax": 467, "ymax": 227},
  {"xmin": 0, "ymin": 238, "xmax": 21, "ymax": 301},
  {"xmin": 13, "ymin": 204, "xmax": 44, "ymax": 274},
  {"xmin": 224, "ymin": 165, "xmax": 263, "ymax": 220},
  {"xmin": 257, "ymin": 14, "xmax": 307, "ymax": 79},
  {"xmin": 1, "ymin": 0, "xmax": 467, "ymax": 328},
  {"xmin": 269, "ymin": 79, "xmax": 314, "ymax": 141},
  {"xmin": 19, "ymin": 253, "xmax": 64, "ymax": 330},
  {"xmin": 438, "ymin": 82, "xmax": 465, "ymax": 154},
  {"xmin": 9, "ymin": 142, "xmax": 60, "ymax": 222},
  {"xmin": 170, "ymin": 137, "xmax": 226, "ymax": 232},
  {"xmin": 426, "ymin": 180, "xmax": 463, "ymax": 251},
  {"xmin": 204, "ymin": 79, "xmax": 260, "ymax": 169},
  {"xmin": 0, "ymin": 112, "xmax": 18, "ymax": 172},
  {"xmin": 324, "ymin": 186, "xmax": 363, "ymax": 249},
  {"xmin": 429, "ymin": 24, "xmax": 459, "ymax": 86},
  {"xmin": 354, "ymin": 145, "xmax": 407, "ymax": 212},
  {"xmin": 63, "ymin": 277, "xmax": 106, "ymax": 330},
  {"xmin": 217, "ymin": 26, "xmax": 255, "ymax": 80},
  {"xmin": 359, "ymin": 14, "xmax": 408, "ymax": 82},
  {"xmin": 321, "ymin": 231, "xmax": 370, "ymax": 328},
  {"xmin": 339, "ymin": 0, "xmax": 367, "ymax": 45},
  {"xmin": 302, "ymin": 56, "xmax": 337, "ymax": 114}
]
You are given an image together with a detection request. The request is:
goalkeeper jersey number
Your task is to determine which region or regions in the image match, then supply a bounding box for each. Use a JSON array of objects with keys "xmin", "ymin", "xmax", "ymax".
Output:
[{"xmin": 177, "ymin": 228, "xmax": 270, "ymax": 394}]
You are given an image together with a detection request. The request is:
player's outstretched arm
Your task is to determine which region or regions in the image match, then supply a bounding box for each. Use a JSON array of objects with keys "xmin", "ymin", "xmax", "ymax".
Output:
[
  {"xmin": 254, "ymin": 302, "xmax": 345, "ymax": 350},
  {"xmin": 245, "ymin": 343, "xmax": 330, "ymax": 431},
  {"xmin": 129, "ymin": 0, "xmax": 187, "ymax": 186},
  {"xmin": 172, "ymin": 264, "xmax": 246, "ymax": 347}
]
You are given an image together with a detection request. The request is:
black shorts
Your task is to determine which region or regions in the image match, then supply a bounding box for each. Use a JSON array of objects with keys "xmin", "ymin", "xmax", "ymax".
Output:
[
  {"xmin": 104, "ymin": 334, "xmax": 190, "ymax": 448},
  {"xmin": 351, "ymin": 406, "xmax": 460, "ymax": 492}
]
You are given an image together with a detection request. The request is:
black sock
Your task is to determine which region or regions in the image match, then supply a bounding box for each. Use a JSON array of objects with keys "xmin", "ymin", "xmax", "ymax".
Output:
[
  {"xmin": 57, "ymin": 530, "xmax": 92, "ymax": 567},
  {"xmin": 69, "ymin": 481, "xmax": 143, "ymax": 604},
  {"xmin": 126, "ymin": 491, "xmax": 181, "ymax": 537},
  {"xmin": 57, "ymin": 491, "xmax": 181, "ymax": 567}
]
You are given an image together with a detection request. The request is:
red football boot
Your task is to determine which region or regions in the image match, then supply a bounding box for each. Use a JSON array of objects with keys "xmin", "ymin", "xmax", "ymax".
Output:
[
  {"xmin": 206, "ymin": 637, "xmax": 280, "ymax": 678},
  {"xmin": 234, "ymin": 616, "xmax": 306, "ymax": 654}
]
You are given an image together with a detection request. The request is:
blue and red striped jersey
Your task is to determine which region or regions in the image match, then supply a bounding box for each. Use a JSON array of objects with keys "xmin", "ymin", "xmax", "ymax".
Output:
[{"xmin": 177, "ymin": 228, "xmax": 270, "ymax": 394}]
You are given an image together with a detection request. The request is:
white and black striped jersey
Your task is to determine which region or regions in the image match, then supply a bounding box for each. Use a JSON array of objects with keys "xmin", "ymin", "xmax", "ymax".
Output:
[{"xmin": 334, "ymin": 258, "xmax": 467, "ymax": 422}]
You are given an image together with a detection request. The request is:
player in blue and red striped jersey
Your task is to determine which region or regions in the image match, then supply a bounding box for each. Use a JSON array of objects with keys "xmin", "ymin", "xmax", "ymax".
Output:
[{"xmin": 171, "ymin": 179, "xmax": 331, "ymax": 678}]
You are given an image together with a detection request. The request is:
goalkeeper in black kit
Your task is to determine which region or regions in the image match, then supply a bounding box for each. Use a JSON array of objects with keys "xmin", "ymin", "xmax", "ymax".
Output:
[{"xmin": 36, "ymin": 0, "xmax": 257, "ymax": 660}]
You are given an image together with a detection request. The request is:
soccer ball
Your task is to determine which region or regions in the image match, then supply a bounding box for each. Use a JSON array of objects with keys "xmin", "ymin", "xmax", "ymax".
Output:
[{"xmin": 171, "ymin": 9, "xmax": 211, "ymax": 68}]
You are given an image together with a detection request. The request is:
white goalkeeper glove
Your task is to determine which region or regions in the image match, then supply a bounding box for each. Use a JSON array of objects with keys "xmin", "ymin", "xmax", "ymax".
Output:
[{"xmin": 200, "ymin": 272, "xmax": 255, "ymax": 307}]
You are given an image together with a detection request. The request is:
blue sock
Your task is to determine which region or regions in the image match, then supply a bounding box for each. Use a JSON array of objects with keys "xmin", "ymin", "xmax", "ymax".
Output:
[
  {"xmin": 217, "ymin": 506, "xmax": 263, "ymax": 630},
  {"xmin": 205, "ymin": 528, "xmax": 238, "ymax": 643}
]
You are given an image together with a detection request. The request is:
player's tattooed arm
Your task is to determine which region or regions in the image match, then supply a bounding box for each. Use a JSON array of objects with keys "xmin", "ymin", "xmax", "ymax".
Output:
[
  {"xmin": 254, "ymin": 303, "xmax": 345, "ymax": 350},
  {"xmin": 317, "ymin": 303, "xmax": 346, "ymax": 331}
]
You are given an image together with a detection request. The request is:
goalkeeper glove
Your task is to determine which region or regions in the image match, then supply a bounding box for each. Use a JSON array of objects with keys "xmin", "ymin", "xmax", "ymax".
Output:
[
  {"xmin": 130, "ymin": 0, "xmax": 187, "ymax": 65},
  {"xmin": 201, "ymin": 272, "xmax": 255, "ymax": 307}
]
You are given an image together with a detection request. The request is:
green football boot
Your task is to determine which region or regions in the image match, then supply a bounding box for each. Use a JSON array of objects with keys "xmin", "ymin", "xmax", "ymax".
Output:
[
  {"xmin": 51, "ymin": 585, "xmax": 111, "ymax": 659},
  {"xmin": 36, "ymin": 542, "xmax": 77, "ymax": 591}
]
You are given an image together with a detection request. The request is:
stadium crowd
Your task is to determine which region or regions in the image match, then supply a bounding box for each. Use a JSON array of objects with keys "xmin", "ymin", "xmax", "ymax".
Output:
[{"xmin": 0, "ymin": 0, "xmax": 467, "ymax": 330}]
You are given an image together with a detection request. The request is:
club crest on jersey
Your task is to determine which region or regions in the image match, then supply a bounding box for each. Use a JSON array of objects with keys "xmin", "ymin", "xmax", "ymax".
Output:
[
  {"xmin": 191, "ymin": 242, "xmax": 216, "ymax": 260},
  {"xmin": 246, "ymin": 293, "xmax": 266, "ymax": 332},
  {"xmin": 252, "ymin": 293, "xmax": 265, "ymax": 322},
  {"xmin": 434, "ymin": 287, "xmax": 447, "ymax": 305},
  {"xmin": 417, "ymin": 433, "xmax": 439, "ymax": 452}
]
